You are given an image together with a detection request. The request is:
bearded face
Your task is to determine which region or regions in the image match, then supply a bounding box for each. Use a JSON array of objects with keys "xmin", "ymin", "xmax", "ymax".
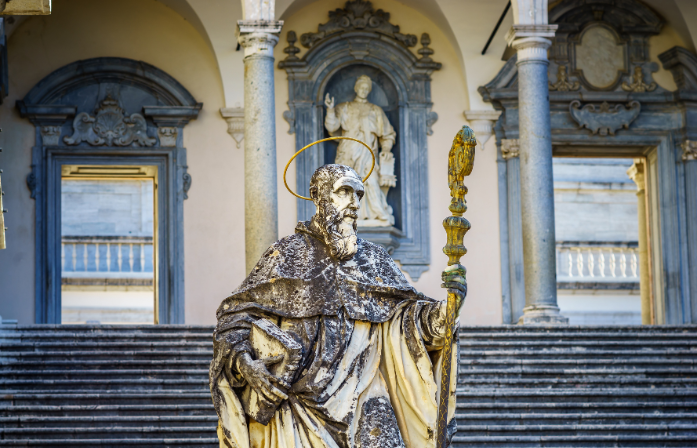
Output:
[
  {"xmin": 317, "ymin": 197, "xmax": 359, "ymax": 261},
  {"xmin": 309, "ymin": 165, "xmax": 364, "ymax": 261}
]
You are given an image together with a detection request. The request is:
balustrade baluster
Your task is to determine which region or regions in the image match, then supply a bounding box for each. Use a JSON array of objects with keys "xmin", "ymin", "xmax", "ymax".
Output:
[
  {"xmin": 129, "ymin": 243, "xmax": 134, "ymax": 272},
  {"xmin": 599, "ymin": 251, "xmax": 606, "ymax": 277},
  {"xmin": 140, "ymin": 243, "xmax": 145, "ymax": 272},
  {"xmin": 567, "ymin": 251, "xmax": 573, "ymax": 277},
  {"xmin": 106, "ymin": 243, "xmax": 111, "ymax": 272},
  {"xmin": 118, "ymin": 243, "xmax": 122, "ymax": 271},
  {"xmin": 620, "ymin": 252, "xmax": 627, "ymax": 278},
  {"xmin": 631, "ymin": 250, "xmax": 638, "ymax": 278},
  {"xmin": 72, "ymin": 243, "xmax": 77, "ymax": 271},
  {"xmin": 588, "ymin": 250, "xmax": 595, "ymax": 277},
  {"xmin": 610, "ymin": 252, "xmax": 616, "ymax": 277},
  {"xmin": 576, "ymin": 249, "xmax": 584, "ymax": 277},
  {"xmin": 83, "ymin": 243, "xmax": 88, "ymax": 272}
]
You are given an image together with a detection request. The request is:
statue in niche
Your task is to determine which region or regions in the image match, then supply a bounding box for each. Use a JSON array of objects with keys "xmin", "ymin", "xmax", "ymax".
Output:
[
  {"xmin": 210, "ymin": 163, "xmax": 465, "ymax": 448},
  {"xmin": 324, "ymin": 75, "xmax": 397, "ymax": 227}
]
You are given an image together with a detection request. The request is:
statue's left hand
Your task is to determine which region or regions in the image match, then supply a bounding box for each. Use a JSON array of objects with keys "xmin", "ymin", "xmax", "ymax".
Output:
[{"xmin": 442, "ymin": 264, "xmax": 467, "ymax": 317}]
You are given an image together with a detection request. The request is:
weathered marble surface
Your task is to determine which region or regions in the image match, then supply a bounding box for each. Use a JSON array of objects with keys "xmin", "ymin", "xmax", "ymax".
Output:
[{"xmin": 210, "ymin": 164, "xmax": 464, "ymax": 448}]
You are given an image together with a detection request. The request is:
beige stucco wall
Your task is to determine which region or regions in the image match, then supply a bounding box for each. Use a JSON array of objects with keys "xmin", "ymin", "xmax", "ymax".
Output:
[
  {"xmin": 274, "ymin": 0, "xmax": 504, "ymax": 325},
  {"xmin": 0, "ymin": 0, "xmax": 240, "ymax": 325}
]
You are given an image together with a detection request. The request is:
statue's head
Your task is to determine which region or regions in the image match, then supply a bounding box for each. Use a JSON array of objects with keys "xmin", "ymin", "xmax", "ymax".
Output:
[
  {"xmin": 309, "ymin": 164, "xmax": 364, "ymax": 260},
  {"xmin": 354, "ymin": 75, "xmax": 372, "ymax": 100}
]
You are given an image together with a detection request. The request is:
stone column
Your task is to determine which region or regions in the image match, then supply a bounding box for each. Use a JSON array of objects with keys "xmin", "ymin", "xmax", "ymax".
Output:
[
  {"xmin": 682, "ymin": 142, "xmax": 697, "ymax": 323},
  {"xmin": 507, "ymin": 26, "xmax": 568, "ymax": 324},
  {"xmin": 238, "ymin": 20, "xmax": 282, "ymax": 273},
  {"xmin": 627, "ymin": 159, "xmax": 652, "ymax": 324}
]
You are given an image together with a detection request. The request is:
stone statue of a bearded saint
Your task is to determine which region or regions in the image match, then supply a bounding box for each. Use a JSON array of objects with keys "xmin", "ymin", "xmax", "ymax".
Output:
[
  {"xmin": 210, "ymin": 165, "xmax": 466, "ymax": 448},
  {"xmin": 324, "ymin": 75, "xmax": 397, "ymax": 226}
]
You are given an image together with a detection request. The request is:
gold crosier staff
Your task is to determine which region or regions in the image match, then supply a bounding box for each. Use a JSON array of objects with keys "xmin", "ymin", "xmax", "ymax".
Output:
[{"xmin": 436, "ymin": 126, "xmax": 475, "ymax": 448}]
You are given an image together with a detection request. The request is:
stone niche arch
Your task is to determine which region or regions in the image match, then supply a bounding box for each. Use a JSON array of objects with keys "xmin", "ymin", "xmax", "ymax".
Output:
[
  {"xmin": 279, "ymin": 0, "xmax": 441, "ymax": 279},
  {"xmin": 17, "ymin": 57, "xmax": 202, "ymax": 324}
]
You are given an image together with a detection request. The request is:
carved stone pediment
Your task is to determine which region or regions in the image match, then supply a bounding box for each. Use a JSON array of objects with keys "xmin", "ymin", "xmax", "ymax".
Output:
[
  {"xmin": 300, "ymin": 0, "xmax": 417, "ymax": 49},
  {"xmin": 569, "ymin": 100, "xmax": 641, "ymax": 136},
  {"xmin": 64, "ymin": 94, "xmax": 156, "ymax": 147}
]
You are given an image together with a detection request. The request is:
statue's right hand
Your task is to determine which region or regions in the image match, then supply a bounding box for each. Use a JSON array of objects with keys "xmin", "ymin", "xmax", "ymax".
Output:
[
  {"xmin": 324, "ymin": 93, "xmax": 335, "ymax": 110},
  {"xmin": 236, "ymin": 352, "xmax": 290, "ymax": 405}
]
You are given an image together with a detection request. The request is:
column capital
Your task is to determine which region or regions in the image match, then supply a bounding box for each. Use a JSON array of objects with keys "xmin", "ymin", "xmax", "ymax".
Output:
[
  {"xmin": 237, "ymin": 20, "xmax": 283, "ymax": 58},
  {"xmin": 506, "ymin": 25, "xmax": 557, "ymax": 64},
  {"xmin": 626, "ymin": 158, "xmax": 646, "ymax": 192},
  {"xmin": 682, "ymin": 140, "xmax": 697, "ymax": 161}
]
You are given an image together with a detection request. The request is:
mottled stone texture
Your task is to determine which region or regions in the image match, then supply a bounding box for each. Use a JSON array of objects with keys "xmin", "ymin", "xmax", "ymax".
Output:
[
  {"xmin": 242, "ymin": 39, "xmax": 279, "ymax": 273},
  {"xmin": 514, "ymin": 39, "xmax": 567, "ymax": 325}
]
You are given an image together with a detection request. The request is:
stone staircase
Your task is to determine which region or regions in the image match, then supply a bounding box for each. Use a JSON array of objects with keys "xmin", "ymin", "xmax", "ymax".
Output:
[
  {"xmin": 455, "ymin": 326, "xmax": 697, "ymax": 447},
  {"xmin": 1, "ymin": 325, "xmax": 696, "ymax": 447}
]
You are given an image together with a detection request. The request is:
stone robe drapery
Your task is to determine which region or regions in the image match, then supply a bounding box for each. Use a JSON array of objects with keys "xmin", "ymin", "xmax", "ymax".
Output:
[
  {"xmin": 325, "ymin": 99, "xmax": 396, "ymax": 225},
  {"xmin": 210, "ymin": 223, "xmax": 457, "ymax": 448}
]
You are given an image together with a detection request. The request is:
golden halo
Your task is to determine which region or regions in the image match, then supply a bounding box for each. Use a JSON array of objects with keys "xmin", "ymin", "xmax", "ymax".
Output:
[{"xmin": 283, "ymin": 136, "xmax": 375, "ymax": 201}]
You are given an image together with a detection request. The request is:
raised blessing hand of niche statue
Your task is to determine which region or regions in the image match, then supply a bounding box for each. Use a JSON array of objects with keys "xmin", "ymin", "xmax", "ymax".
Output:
[
  {"xmin": 210, "ymin": 139, "xmax": 465, "ymax": 448},
  {"xmin": 324, "ymin": 75, "xmax": 397, "ymax": 227}
]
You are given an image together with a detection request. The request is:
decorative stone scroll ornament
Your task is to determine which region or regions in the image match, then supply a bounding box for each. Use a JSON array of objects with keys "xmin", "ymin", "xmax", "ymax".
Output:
[
  {"xmin": 500, "ymin": 139, "xmax": 520, "ymax": 160},
  {"xmin": 569, "ymin": 100, "xmax": 641, "ymax": 136},
  {"xmin": 549, "ymin": 65, "xmax": 579, "ymax": 91},
  {"xmin": 64, "ymin": 94, "xmax": 156, "ymax": 147},
  {"xmin": 220, "ymin": 107, "xmax": 244, "ymax": 148},
  {"xmin": 683, "ymin": 141, "xmax": 697, "ymax": 161},
  {"xmin": 299, "ymin": 0, "xmax": 417, "ymax": 49},
  {"xmin": 622, "ymin": 66, "xmax": 657, "ymax": 92}
]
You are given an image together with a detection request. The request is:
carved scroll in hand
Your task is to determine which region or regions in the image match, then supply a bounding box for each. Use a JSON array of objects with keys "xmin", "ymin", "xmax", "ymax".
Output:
[
  {"xmin": 569, "ymin": 100, "xmax": 641, "ymax": 136},
  {"xmin": 64, "ymin": 94, "xmax": 156, "ymax": 147}
]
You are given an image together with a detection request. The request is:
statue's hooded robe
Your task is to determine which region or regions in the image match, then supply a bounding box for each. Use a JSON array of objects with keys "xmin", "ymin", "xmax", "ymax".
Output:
[{"xmin": 210, "ymin": 221, "xmax": 458, "ymax": 448}]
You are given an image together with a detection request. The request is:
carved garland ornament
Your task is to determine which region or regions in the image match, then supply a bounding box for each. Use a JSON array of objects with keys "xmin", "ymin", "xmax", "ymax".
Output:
[
  {"xmin": 569, "ymin": 100, "xmax": 641, "ymax": 136},
  {"xmin": 64, "ymin": 94, "xmax": 156, "ymax": 147},
  {"xmin": 300, "ymin": 0, "xmax": 417, "ymax": 49}
]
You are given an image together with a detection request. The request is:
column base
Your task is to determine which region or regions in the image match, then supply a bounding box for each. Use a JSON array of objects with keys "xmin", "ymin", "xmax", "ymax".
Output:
[{"xmin": 517, "ymin": 305, "xmax": 569, "ymax": 325}]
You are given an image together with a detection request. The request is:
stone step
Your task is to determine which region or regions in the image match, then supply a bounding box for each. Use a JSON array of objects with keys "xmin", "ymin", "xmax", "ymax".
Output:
[
  {"xmin": 459, "ymin": 355, "xmax": 697, "ymax": 363},
  {"xmin": 459, "ymin": 349, "xmax": 697, "ymax": 359},
  {"xmin": 0, "ymin": 391, "xmax": 211, "ymax": 406},
  {"xmin": 0, "ymin": 404, "xmax": 216, "ymax": 417},
  {"xmin": 457, "ymin": 367, "xmax": 697, "ymax": 376},
  {"xmin": 0, "ymin": 438, "xmax": 218, "ymax": 447},
  {"xmin": 456, "ymin": 423, "xmax": 697, "ymax": 436},
  {"xmin": 455, "ymin": 388, "xmax": 697, "ymax": 403},
  {"xmin": 456, "ymin": 378, "xmax": 697, "ymax": 388},
  {"xmin": 0, "ymin": 415, "xmax": 218, "ymax": 428},
  {"xmin": 454, "ymin": 412, "xmax": 697, "ymax": 425},
  {"xmin": 0, "ymin": 369, "xmax": 210, "ymax": 378},
  {"xmin": 0, "ymin": 378, "xmax": 209, "ymax": 391},
  {"xmin": 1, "ymin": 351, "xmax": 212, "ymax": 362},
  {"xmin": 454, "ymin": 401, "xmax": 697, "ymax": 413},
  {"xmin": 0, "ymin": 426, "xmax": 217, "ymax": 440},
  {"xmin": 451, "ymin": 434, "xmax": 697, "ymax": 448}
]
